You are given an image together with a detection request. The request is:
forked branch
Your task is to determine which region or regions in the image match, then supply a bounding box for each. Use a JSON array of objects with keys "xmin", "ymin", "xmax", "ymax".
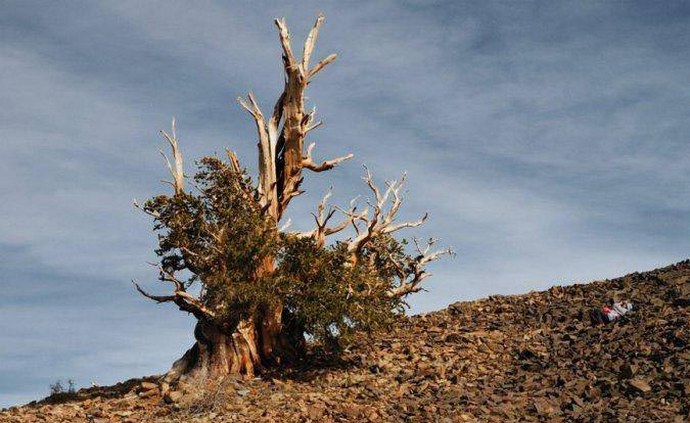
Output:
[
  {"xmin": 302, "ymin": 142, "xmax": 353, "ymax": 172},
  {"xmin": 238, "ymin": 93, "xmax": 279, "ymax": 218},
  {"xmin": 133, "ymin": 266, "xmax": 216, "ymax": 321},
  {"xmin": 298, "ymin": 189, "xmax": 362, "ymax": 247},
  {"xmin": 159, "ymin": 118, "xmax": 185, "ymax": 195},
  {"xmin": 236, "ymin": 14, "xmax": 340, "ymax": 222},
  {"xmin": 387, "ymin": 238, "xmax": 455, "ymax": 297},
  {"xmin": 347, "ymin": 167, "xmax": 428, "ymax": 258}
]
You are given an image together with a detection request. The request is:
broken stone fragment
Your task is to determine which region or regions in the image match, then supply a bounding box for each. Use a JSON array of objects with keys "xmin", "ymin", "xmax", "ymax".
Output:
[
  {"xmin": 140, "ymin": 381, "xmax": 158, "ymax": 391},
  {"xmin": 532, "ymin": 399, "xmax": 556, "ymax": 416},
  {"xmin": 619, "ymin": 363, "xmax": 638, "ymax": 379},
  {"xmin": 160, "ymin": 381, "xmax": 170, "ymax": 395},
  {"xmin": 629, "ymin": 378, "xmax": 652, "ymax": 394},
  {"xmin": 163, "ymin": 391, "xmax": 183, "ymax": 404}
]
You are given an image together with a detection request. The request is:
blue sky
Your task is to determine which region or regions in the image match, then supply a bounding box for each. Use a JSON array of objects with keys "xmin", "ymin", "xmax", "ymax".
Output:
[{"xmin": 2, "ymin": 0, "xmax": 689, "ymax": 407}]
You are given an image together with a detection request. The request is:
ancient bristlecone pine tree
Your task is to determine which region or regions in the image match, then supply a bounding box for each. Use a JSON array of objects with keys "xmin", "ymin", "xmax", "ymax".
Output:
[{"xmin": 134, "ymin": 15, "xmax": 452, "ymax": 381}]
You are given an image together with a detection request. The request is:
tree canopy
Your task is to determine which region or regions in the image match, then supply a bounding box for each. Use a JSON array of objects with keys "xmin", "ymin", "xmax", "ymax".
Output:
[{"xmin": 133, "ymin": 14, "xmax": 452, "ymax": 380}]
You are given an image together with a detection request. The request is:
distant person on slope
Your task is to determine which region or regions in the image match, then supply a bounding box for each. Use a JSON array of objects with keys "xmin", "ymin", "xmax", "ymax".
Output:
[{"xmin": 590, "ymin": 300, "xmax": 633, "ymax": 325}]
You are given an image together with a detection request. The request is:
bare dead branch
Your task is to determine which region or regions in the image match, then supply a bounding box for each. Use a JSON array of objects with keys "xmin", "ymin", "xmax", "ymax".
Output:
[
  {"xmin": 278, "ymin": 218, "xmax": 292, "ymax": 232},
  {"xmin": 133, "ymin": 265, "xmax": 219, "ymax": 320},
  {"xmin": 347, "ymin": 169, "xmax": 417, "ymax": 256},
  {"xmin": 159, "ymin": 118, "xmax": 184, "ymax": 195},
  {"xmin": 384, "ymin": 212, "xmax": 428, "ymax": 234},
  {"xmin": 132, "ymin": 279, "xmax": 216, "ymax": 321},
  {"xmin": 307, "ymin": 53, "xmax": 337, "ymax": 79},
  {"xmin": 274, "ymin": 18, "xmax": 297, "ymax": 70},
  {"xmin": 132, "ymin": 281, "xmax": 176, "ymax": 303},
  {"xmin": 225, "ymin": 149, "xmax": 242, "ymax": 173},
  {"xmin": 295, "ymin": 189, "xmax": 361, "ymax": 247},
  {"xmin": 387, "ymin": 241, "xmax": 454, "ymax": 298},
  {"xmin": 133, "ymin": 199, "xmax": 160, "ymax": 218},
  {"xmin": 238, "ymin": 93, "xmax": 278, "ymax": 218},
  {"xmin": 302, "ymin": 14, "xmax": 325, "ymax": 70},
  {"xmin": 305, "ymin": 120, "xmax": 323, "ymax": 133},
  {"xmin": 302, "ymin": 142, "xmax": 353, "ymax": 172},
  {"xmin": 268, "ymin": 91, "xmax": 286, "ymax": 145}
]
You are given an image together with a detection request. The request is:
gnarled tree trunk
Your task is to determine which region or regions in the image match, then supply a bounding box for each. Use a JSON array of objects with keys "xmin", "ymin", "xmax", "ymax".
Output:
[
  {"xmin": 169, "ymin": 318, "xmax": 270, "ymax": 381},
  {"xmin": 170, "ymin": 319, "xmax": 261, "ymax": 380},
  {"xmin": 167, "ymin": 253, "xmax": 296, "ymax": 380},
  {"xmin": 168, "ymin": 307, "xmax": 305, "ymax": 381}
]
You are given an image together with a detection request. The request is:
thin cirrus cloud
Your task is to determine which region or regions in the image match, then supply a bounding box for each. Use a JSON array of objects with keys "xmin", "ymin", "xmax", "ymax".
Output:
[{"xmin": 1, "ymin": 0, "xmax": 689, "ymax": 407}]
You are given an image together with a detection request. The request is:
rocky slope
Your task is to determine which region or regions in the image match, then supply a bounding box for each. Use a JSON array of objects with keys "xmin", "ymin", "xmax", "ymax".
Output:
[{"xmin": 2, "ymin": 260, "xmax": 689, "ymax": 422}]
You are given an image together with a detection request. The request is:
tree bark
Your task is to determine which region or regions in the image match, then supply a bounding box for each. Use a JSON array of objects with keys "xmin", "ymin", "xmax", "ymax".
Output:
[
  {"xmin": 168, "ymin": 316, "xmax": 287, "ymax": 382},
  {"xmin": 167, "ymin": 256, "xmax": 300, "ymax": 382},
  {"xmin": 167, "ymin": 319, "xmax": 256, "ymax": 381}
]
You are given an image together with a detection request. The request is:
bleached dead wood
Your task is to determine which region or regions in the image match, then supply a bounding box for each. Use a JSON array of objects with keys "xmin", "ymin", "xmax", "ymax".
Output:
[
  {"xmin": 159, "ymin": 118, "xmax": 184, "ymax": 195},
  {"xmin": 297, "ymin": 189, "xmax": 362, "ymax": 247},
  {"xmin": 238, "ymin": 14, "xmax": 350, "ymax": 222},
  {"xmin": 346, "ymin": 167, "xmax": 428, "ymax": 258},
  {"xmin": 302, "ymin": 142, "xmax": 354, "ymax": 172},
  {"xmin": 387, "ymin": 238, "xmax": 454, "ymax": 297},
  {"xmin": 133, "ymin": 266, "xmax": 215, "ymax": 321}
]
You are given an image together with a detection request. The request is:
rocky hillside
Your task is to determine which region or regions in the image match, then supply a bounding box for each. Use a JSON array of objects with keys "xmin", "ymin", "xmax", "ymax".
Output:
[{"xmin": 2, "ymin": 261, "xmax": 689, "ymax": 422}]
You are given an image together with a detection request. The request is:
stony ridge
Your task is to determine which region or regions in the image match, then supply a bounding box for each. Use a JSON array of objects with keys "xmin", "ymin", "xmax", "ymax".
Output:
[{"xmin": 2, "ymin": 260, "xmax": 689, "ymax": 422}]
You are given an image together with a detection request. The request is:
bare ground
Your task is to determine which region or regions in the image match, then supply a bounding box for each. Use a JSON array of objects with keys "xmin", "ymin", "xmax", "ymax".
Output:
[{"xmin": 2, "ymin": 260, "xmax": 689, "ymax": 422}]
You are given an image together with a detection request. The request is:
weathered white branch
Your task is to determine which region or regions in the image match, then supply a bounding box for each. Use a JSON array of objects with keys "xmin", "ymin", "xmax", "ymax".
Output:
[
  {"xmin": 296, "ymin": 189, "xmax": 356, "ymax": 247},
  {"xmin": 387, "ymin": 238, "xmax": 454, "ymax": 298},
  {"xmin": 274, "ymin": 18, "xmax": 297, "ymax": 69},
  {"xmin": 279, "ymin": 218, "xmax": 292, "ymax": 232},
  {"xmin": 238, "ymin": 93, "xmax": 278, "ymax": 218},
  {"xmin": 133, "ymin": 281, "xmax": 175, "ymax": 303},
  {"xmin": 132, "ymin": 266, "xmax": 217, "ymax": 321},
  {"xmin": 384, "ymin": 212, "xmax": 428, "ymax": 234},
  {"xmin": 308, "ymin": 53, "xmax": 337, "ymax": 79},
  {"xmin": 159, "ymin": 118, "xmax": 184, "ymax": 195},
  {"xmin": 303, "ymin": 107, "xmax": 323, "ymax": 134},
  {"xmin": 302, "ymin": 142, "xmax": 354, "ymax": 172},
  {"xmin": 305, "ymin": 120, "xmax": 323, "ymax": 133},
  {"xmin": 133, "ymin": 199, "xmax": 160, "ymax": 218},
  {"xmin": 225, "ymin": 149, "xmax": 242, "ymax": 173},
  {"xmin": 346, "ymin": 169, "xmax": 426, "ymax": 258},
  {"xmin": 302, "ymin": 14, "xmax": 325, "ymax": 70},
  {"xmin": 268, "ymin": 91, "xmax": 286, "ymax": 148}
]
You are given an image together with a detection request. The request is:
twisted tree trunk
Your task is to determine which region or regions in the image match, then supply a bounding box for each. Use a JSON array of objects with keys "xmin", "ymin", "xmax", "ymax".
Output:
[
  {"xmin": 168, "ymin": 310, "xmax": 304, "ymax": 381},
  {"xmin": 170, "ymin": 319, "xmax": 260, "ymax": 380},
  {"xmin": 167, "ymin": 254, "xmax": 297, "ymax": 380}
]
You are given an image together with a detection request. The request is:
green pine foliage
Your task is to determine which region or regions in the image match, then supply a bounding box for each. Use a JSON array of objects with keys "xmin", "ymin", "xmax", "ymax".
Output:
[
  {"xmin": 144, "ymin": 155, "xmax": 410, "ymax": 348},
  {"xmin": 275, "ymin": 237, "xmax": 402, "ymax": 346}
]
